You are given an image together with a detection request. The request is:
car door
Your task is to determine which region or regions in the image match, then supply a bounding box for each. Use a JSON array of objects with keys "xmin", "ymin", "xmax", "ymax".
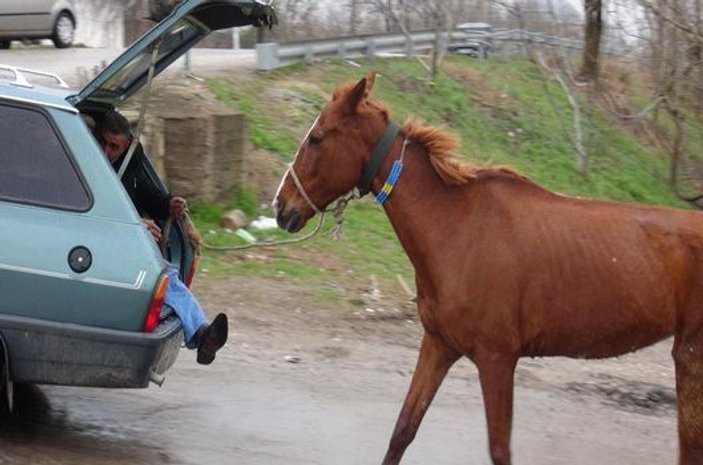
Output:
[
  {"xmin": 0, "ymin": 99, "xmax": 162, "ymax": 332},
  {"xmin": 0, "ymin": 1, "xmax": 54, "ymax": 35}
]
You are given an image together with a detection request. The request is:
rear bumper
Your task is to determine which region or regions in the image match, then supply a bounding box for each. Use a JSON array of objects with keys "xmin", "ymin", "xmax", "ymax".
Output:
[{"xmin": 0, "ymin": 314, "xmax": 183, "ymax": 388}]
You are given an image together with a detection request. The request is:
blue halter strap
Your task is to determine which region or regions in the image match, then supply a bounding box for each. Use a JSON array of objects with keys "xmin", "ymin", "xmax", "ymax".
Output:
[{"xmin": 375, "ymin": 159, "xmax": 404, "ymax": 204}]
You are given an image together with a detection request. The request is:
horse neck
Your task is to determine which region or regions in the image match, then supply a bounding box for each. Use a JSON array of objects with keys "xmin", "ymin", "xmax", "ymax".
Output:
[{"xmin": 370, "ymin": 139, "xmax": 467, "ymax": 281}]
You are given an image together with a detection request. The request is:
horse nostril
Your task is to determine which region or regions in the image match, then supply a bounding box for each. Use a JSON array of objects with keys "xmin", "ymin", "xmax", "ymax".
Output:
[
  {"xmin": 275, "ymin": 197, "xmax": 285, "ymax": 215},
  {"xmin": 275, "ymin": 198, "xmax": 288, "ymax": 229}
]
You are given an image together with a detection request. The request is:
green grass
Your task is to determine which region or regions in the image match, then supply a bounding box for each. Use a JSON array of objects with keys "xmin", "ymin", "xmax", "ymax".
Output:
[
  {"xmin": 193, "ymin": 198, "xmax": 413, "ymax": 294},
  {"xmin": 193, "ymin": 57, "xmax": 702, "ymax": 291}
]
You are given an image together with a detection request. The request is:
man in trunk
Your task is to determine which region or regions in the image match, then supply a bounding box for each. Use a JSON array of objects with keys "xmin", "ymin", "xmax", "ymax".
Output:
[{"xmin": 96, "ymin": 110, "xmax": 228, "ymax": 365}]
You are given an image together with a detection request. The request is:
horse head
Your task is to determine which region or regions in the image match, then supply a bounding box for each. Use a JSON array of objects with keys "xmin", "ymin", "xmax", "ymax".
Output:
[{"xmin": 273, "ymin": 71, "xmax": 390, "ymax": 233}]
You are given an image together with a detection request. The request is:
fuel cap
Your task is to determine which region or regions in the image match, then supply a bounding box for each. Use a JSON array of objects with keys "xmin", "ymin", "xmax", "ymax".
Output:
[{"xmin": 68, "ymin": 246, "xmax": 92, "ymax": 273}]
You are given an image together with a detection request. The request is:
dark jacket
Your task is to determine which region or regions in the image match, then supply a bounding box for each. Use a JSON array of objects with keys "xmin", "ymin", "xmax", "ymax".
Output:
[{"xmin": 111, "ymin": 143, "xmax": 171, "ymax": 221}]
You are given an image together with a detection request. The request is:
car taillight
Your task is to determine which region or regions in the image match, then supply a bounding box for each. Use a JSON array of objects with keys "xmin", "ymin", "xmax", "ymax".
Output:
[
  {"xmin": 144, "ymin": 273, "xmax": 169, "ymax": 332},
  {"xmin": 185, "ymin": 254, "xmax": 199, "ymax": 289}
]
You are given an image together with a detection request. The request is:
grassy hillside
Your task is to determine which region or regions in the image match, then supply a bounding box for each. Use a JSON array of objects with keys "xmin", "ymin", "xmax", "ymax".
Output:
[{"xmin": 191, "ymin": 57, "xmax": 695, "ymax": 298}]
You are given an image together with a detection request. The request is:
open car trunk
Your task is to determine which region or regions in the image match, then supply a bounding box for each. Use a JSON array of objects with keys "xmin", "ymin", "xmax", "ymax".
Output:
[
  {"xmin": 67, "ymin": 0, "xmax": 275, "ymax": 112},
  {"xmin": 70, "ymin": 0, "xmax": 275, "ymax": 281}
]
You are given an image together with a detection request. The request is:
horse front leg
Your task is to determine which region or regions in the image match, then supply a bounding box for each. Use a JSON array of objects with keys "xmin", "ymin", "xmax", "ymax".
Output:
[
  {"xmin": 381, "ymin": 331, "xmax": 459, "ymax": 465},
  {"xmin": 475, "ymin": 351, "xmax": 518, "ymax": 465},
  {"xmin": 673, "ymin": 334, "xmax": 703, "ymax": 464}
]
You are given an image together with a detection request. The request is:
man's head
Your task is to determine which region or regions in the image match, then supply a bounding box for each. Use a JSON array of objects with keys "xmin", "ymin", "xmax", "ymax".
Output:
[{"xmin": 97, "ymin": 110, "xmax": 132, "ymax": 162}]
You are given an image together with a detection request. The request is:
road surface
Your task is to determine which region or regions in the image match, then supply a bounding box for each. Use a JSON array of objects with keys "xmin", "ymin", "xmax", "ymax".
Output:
[
  {"xmin": 0, "ymin": 47, "xmax": 256, "ymax": 88},
  {"xmin": 0, "ymin": 275, "xmax": 680, "ymax": 465}
]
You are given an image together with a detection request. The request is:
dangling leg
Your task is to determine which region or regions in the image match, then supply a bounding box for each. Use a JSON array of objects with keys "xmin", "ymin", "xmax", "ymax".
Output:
[
  {"xmin": 475, "ymin": 351, "xmax": 518, "ymax": 465},
  {"xmin": 163, "ymin": 266, "xmax": 228, "ymax": 365},
  {"xmin": 673, "ymin": 328, "xmax": 703, "ymax": 465},
  {"xmin": 381, "ymin": 332, "xmax": 459, "ymax": 465},
  {"xmin": 163, "ymin": 266, "xmax": 207, "ymax": 348}
]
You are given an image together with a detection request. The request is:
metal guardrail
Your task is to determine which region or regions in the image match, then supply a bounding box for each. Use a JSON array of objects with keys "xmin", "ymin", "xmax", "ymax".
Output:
[{"xmin": 256, "ymin": 28, "xmax": 608, "ymax": 71}]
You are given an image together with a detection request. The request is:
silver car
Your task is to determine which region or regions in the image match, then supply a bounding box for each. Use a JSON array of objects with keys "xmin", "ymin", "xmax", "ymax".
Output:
[{"xmin": 0, "ymin": 0, "xmax": 76, "ymax": 49}]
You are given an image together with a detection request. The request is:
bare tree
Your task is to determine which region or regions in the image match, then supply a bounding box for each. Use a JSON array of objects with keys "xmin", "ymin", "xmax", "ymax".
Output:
[
  {"xmin": 348, "ymin": 0, "xmax": 359, "ymax": 35},
  {"xmin": 271, "ymin": 0, "xmax": 319, "ymax": 41},
  {"xmin": 580, "ymin": 0, "xmax": 603, "ymax": 82},
  {"xmin": 358, "ymin": 0, "xmax": 475, "ymax": 79},
  {"xmin": 415, "ymin": 1, "xmax": 451, "ymax": 79},
  {"xmin": 359, "ymin": 0, "xmax": 413, "ymax": 34},
  {"xmin": 627, "ymin": 0, "xmax": 703, "ymax": 200},
  {"xmin": 148, "ymin": 0, "xmax": 182, "ymax": 22}
]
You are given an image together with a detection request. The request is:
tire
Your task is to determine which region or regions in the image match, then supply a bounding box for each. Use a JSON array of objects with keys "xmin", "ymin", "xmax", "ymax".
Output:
[
  {"xmin": 51, "ymin": 12, "xmax": 75, "ymax": 49},
  {"xmin": 0, "ymin": 344, "xmax": 11, "ymax": 419},
  {"xmin": 0, "ymin": 40, "xmax": 10, "ymax": 50},
  {"xmin": 0, "ymin": 380, "xmax": 9, "ymax": 420}
]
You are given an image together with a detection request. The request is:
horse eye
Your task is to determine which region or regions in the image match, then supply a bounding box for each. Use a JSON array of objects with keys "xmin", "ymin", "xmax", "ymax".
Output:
[{"xmin": 309, "ymin": 134, "xmax": 322, "ymax": 146}]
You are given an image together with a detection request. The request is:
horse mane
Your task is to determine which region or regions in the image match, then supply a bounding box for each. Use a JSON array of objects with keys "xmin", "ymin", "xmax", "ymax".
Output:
[
  {"xmin": 400, "ymin": 118, "xmax": 527, "ymax": 185},
  {"xmin": 335, "ymin": 79, "xmax": 526, "ymax": 185}
]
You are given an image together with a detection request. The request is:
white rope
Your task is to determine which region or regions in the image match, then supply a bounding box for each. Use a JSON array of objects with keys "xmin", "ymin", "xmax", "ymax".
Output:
[
  {"xmin": 201, "ymin": 211, "xmax": 327, "ymax": 251},
  {"xmin": 201, "ymin": 114, "xmax": 359, "ymax": 251},
  {"xmin": 288, "ymin": 163, "xmax": 322, "ymax": 214},
  {"xmin": 272, "ymin": 116, "xmax": 319, "ymax": 206}
]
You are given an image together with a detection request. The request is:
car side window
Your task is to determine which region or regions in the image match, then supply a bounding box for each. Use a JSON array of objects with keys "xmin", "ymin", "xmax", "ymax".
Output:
[{"xmin": 0, "ymin": 103, "xmax": 91, "ymax": 211}]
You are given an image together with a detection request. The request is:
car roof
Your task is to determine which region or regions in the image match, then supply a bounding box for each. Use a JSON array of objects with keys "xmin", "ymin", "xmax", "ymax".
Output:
[{"xmin": 0, "ymin": 79, "xmax": 77, "ymax": 114}]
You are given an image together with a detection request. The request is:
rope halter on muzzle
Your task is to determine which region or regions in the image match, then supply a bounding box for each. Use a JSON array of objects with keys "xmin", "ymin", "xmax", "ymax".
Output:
[
  {"xmin": 273, "ymin": 117, "xmax": 406, "ymax": 240},
  {"xmin": 273, "ymin": 116, "xmax": 353, "ymax": 240}
]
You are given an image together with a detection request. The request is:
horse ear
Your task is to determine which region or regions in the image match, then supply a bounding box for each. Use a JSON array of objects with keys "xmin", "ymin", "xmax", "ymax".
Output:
[
  {"xmin": 365, "ymin": 71, "xmax": 377, "ymax": 95},
  {"xmin": 347, "ymin": 71, "xmax": 377, "ymax": 114}
]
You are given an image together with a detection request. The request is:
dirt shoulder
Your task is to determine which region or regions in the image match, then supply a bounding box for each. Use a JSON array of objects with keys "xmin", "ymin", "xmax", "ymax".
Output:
[
  {"xmin": 191, "ymin": 273, "xmax": 678, "ymax": 464},
  {"xmin": 195, "ymin": 273, "xmax": 677, "ymax": 417}
]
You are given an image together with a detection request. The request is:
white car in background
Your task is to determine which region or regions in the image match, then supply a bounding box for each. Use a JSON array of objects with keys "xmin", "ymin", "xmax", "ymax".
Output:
[{"xmin": 0, "ymin": 0, "xmax": 76, "ymax": 49}]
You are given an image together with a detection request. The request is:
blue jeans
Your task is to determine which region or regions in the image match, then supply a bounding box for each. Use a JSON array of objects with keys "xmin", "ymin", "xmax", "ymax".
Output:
[{"xmin": 164, "ymin": 266, "xmax": 207, "ymax": 349}]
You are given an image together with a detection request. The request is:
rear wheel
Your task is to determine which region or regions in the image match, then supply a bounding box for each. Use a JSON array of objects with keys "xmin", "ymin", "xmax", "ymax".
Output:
[
  {"xmin": 0, "ymin": 343, "xmax": 12, "ymax": 418},
  {"xmin": 51, "ymin": 12, "xmax": 74, "ymax": 48},
  {"xmin": 0, "ymin": 40, "xmax": 10, "ymax": 50}
]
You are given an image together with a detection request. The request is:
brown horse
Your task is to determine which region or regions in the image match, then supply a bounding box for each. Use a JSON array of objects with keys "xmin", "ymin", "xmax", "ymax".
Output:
[{"xmin": 273, "ymin": 72, "xmax": 703, "ymax": 465}]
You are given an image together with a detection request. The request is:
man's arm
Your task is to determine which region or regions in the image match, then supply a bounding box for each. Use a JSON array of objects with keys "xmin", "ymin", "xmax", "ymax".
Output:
[
  {"xmin": 134, "ymin": 163, "xmax": 172, "ymax": 221},
  {"xmin": 127, "ymin": 145, "xmax": 172, "ymax": 221},
  {"xmin": 143, "ymin": 218, "xmax": 163, "ymax": 242},
  {"xmin": 124, "ymin": 144, "xmax": 188, "ymax": 222}
]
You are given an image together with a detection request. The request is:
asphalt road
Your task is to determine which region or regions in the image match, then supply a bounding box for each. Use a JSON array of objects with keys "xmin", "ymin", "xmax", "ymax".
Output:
[
  {"xmin": 0, "ymin": 274, "xmax": 681, "ymax": 465},
  {"xmin": 0, "ymin": 47, "xmax": 257, "ymax": 88},
  {"xmin": 0, "ymin": 352, "xmax": 679, "ymax": 465}
]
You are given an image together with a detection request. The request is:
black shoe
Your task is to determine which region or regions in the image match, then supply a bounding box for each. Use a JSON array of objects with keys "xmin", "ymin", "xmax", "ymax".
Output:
[{"xmin": 196, "ymin": 313, "xmax": 228, "ymax": 365}]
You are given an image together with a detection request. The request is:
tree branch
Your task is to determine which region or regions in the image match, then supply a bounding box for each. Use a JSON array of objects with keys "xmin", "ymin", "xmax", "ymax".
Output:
[{"xmin": 534, "ymin": 49, "xmax": 589, "ymax": 177}]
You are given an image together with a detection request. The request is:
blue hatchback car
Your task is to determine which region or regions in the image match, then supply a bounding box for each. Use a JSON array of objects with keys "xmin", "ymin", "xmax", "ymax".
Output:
[{"xmin": 0, "ymin": 0, "xmax": 275, "ymax": 414}]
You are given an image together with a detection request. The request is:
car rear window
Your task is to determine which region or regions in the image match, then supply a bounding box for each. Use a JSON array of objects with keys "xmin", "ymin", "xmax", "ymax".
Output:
[{"xmin": 0, "ymin": 103, "xmax": 91, "ymax": 211}]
